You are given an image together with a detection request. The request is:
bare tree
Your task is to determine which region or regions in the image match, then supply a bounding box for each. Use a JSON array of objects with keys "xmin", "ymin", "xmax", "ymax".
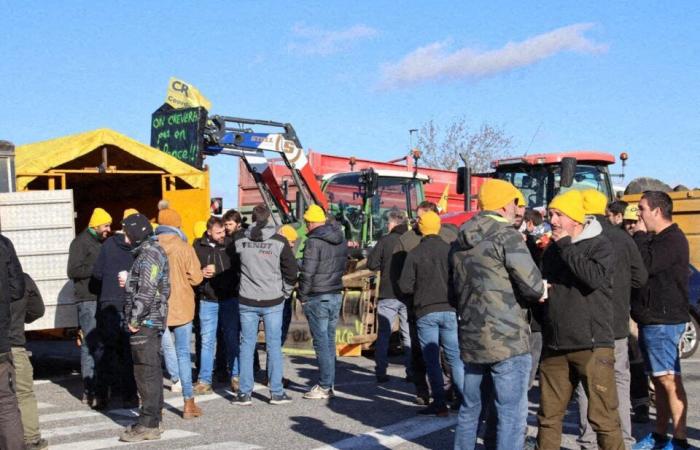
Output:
[{"xmin": 416, "ymin": 118, "xmax": 513, "ymax": 172}]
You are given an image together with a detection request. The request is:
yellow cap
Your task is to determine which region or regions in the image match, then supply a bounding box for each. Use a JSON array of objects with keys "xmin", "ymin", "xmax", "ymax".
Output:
[
  {"xmin": 549, "ymin": 190, "xmax": 585, "ymax": 224},
  {"xmin": 193, "ymin": 220, "xmax": 207, "ymax": 238},
  {"xmin": 278, "ymin": 225, "xmax": 298, "ymax": 243},
  {"xmin": 88, "ymin": 208, "xmax": 112, "ymax": 228},
  {"xmin": 624, "ymin": 203, "xmax": 639, "ymax": 221},
  {"xmin": 581, "ymin": 189, "xmax": 607, "ymax": 215},
  {"xmin": 303, "ymin": 204, "xmax": 326, "ymax": 223},
  {"xmin": 418, "ymin": 211, "xmax": 441, "ymax": 236},
  {"xmin": 478, "ymin": 179, "xmax": 521, "ymax": 211},
  {"xmin": 515, "ymin": 189, "xmax": 526, "ymax": 207},
  {"xmin": 122, "ymin": 208, "xmax": 138, "ymax": 222}
]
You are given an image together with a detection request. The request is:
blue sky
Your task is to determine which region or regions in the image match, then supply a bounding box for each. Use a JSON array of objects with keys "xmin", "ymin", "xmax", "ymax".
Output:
[{"xmin": 2, "ymin": 1, "xmax": 699, "ymax": 207}]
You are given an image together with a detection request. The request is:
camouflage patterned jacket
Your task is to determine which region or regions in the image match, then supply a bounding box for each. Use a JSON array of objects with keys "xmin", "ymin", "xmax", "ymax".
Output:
[
  {"xmin": 124, "ymin": 237, "xmax": 170, "ymax": 330},
  {"xmin": 451, "ymin": 212, "xmax": 544, "ymax": 364}
]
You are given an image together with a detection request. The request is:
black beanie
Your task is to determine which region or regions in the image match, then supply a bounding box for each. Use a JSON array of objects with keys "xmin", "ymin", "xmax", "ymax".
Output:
[{"xmin": 122, "ymin": 213, "xmax": 153, "ymax": 245}]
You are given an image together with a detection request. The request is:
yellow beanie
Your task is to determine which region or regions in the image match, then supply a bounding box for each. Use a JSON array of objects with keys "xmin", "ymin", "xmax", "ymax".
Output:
[
  {"xmin": 581, "ymin": 189, "xmax": 607, "ymax": 216},
  {"xmin": 193, "ymin": 220, "xmax": 207, "ymax": 238},
  {"xmin": 515, "ymin": 189, "xmax": 526, "ymax": 207},
  {"xmin": 624, "ymin": 203, "xmax": 639, "ymax": 221},
  {"xmin": 303, "ymin": 204, "xmax": 326, "ymax": 223},
  {"xmin": 418, "ymin": 211, "xmax": 441, "ymax": 236},
  {"xmin": 549, "ymin": 190, "xmax": 585, "ymax": 224},
  {"xmin": 479, "ymin": 179, "xmax": 521, "ymax": 211},
  {"xmin": 89, "ymin": 208, "xmax": 112, "ymax": 228},
  {"xmin": 122, "ymin": 208, "xmax": 139, "ymax": 222},
  {"xmin": 278, "ymin": 224, "xmax": 298, "ymax": 243}
]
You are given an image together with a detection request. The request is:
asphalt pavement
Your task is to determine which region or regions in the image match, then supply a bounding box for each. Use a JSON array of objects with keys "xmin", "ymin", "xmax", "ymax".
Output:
[{"xmin": 24, "ymin": 340, "xmax": 700, "ymax": 449}]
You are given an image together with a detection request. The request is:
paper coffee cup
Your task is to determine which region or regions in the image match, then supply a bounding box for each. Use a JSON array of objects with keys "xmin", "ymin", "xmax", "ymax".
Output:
[
  {"xmin": 206, "ymin": 264, "xmax": 216, "ymax": 273},
  {"xmin": 118, "ymin": 270, "xmax": 128, "ymax": 283}
]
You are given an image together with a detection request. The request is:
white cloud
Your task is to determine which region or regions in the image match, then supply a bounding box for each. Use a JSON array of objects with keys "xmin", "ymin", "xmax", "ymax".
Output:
[
  {"xmin": 288, "ymin": 23, "xmax": 378, "ymax": 56},
  {"xmin": 379, "ymin": 23, "xmax": 608, "ymax": 89}
]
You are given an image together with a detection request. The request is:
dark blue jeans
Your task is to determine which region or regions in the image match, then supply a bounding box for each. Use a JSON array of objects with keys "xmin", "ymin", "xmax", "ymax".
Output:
[
  {"xmin": 455, "ymin": 353, "xmax": 532, "ymax": 450},
  {"xmin": 77, "ymin": 300, "xmax": 98, "ymax": 394},
  {"xmin": 303, "ymin": 293, "xmax": 342, "ymax": 389},
  {"xmin": 94, "ymin": 305, "xmax": 136, "ymax": 400},
  {"xmin": 415, "ymin": 311, "xmax": 464, "ymax": 407}
]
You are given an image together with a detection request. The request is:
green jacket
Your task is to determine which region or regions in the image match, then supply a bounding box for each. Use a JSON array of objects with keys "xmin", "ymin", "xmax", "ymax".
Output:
[{"xmin": 451, "ymin": 211, "xmax": 544, "ymax": 364}]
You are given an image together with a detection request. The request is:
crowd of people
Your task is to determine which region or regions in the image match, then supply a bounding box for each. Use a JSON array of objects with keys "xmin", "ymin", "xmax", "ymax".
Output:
[{"xmin": 0, "ymin": 179, "xmax": 693, "ymax": 450}]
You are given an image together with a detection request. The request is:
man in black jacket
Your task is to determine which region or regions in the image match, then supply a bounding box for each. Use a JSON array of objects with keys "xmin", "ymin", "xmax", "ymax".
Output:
[
  {"xmin": 536, "ymin": 190, "xmax": 624, "ymax": 450},
  {"xmin": 367, "ymin": 209, "xmax": 412, "ymax": 383},
  {"xmin": 67, "ymin": 207, "xmax": 112, "ymax": 405},
  {"xmin": 10, "ymin": 273, "xmax": 47, "ymax": 450},
  {"xmin": 631, "ymin": 191, "xmax": 691, "ymax": 450},
  {"xmin": 0, "ymin": 233, "xmax": 26, "ymax": 450},
  {"xmin": 192, "ymin": 216, "xmax": 240, "ymax": 393},
  {"xmin": 576, "ymin": 190, "xmax": 648, "ymax": 450},
  {"xmin": 399, "ymin": 211, "xmax": 463, "ymax": 417},
  {"xmin": 299, "ymin": 204, "xmax": 348, "ymax": 400}
]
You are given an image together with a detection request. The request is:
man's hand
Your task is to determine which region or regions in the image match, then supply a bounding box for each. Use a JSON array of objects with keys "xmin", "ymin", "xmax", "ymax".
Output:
[{"xmin": 128, "ymin": 324, "xmax": 140, "ymax": 333}]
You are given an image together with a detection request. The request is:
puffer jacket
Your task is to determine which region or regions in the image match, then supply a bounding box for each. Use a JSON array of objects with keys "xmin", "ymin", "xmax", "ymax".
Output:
[
  {"xmin": 299, "ymin": 223, "xmax": 348, "ymax": 300},
  {"xmin": 452, "ymin": 212, "xmax": 545, "ymax": 364},
  {"xmin": 157, "ymin": 231, "xmax": 203, "ymax": 326},
  {"xmin": 124, "ymin": 238, "xmax": 170, "ymax": 330},
  {"xmin": 235, "ymin": 220, "xmax": 298, "ymax": 307},
  {"xmin": 1, "ymin": 235, "xmax": 25, "ymax": 353},
  {"xmin": 541, "ymin": 217, "xmax": 615, "ymax": 351},
  {"xmin": 67, "ymin": 228, "xmax": 102, "ymax": 302}
]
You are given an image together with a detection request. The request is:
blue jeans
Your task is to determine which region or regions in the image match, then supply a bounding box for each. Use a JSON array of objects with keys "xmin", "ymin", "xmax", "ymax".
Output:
[
  {"xmin": 198, "ymin": 300, "xmax": 219, "ymax": 384},
  {"xmin": 454, "ymin": 353, "xmax": 532, "ymax": 450},
  {"xmin": 415, "ymin": 311, "xmax": 464, "ymax": 407},
  {"xmin": 303, "ymin": 293, "xmax": 342, "ymax": 389},
  {"xmin": 161, "ymin": 327, "xmax": 179, "ymax": 382},
  {"xmin": 219, "ymin": 298, "xmax": 241, "ymax": 378},
  {"xmin": 77, "ymin": 300, "xmax": 98, "ymax": 394},
  {"xmin": 170, "ymin": 322, "xmax": 194, "ymax": 399},
  {"xmin": 239, "ymin": 302, "xmax": 285, "ymax": 395},
  {"xmin": 375, "ymin": 298, "xmax": 412, "ymax": 377}
]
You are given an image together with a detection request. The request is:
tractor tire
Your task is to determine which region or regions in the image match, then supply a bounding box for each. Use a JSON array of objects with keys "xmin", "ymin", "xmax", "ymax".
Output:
[{"xmin": 624, "ymin": 177, "xmax": 672, "ymax": 195}]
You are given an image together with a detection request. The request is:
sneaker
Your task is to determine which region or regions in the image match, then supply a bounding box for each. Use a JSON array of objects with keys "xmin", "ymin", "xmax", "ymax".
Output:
[
  {"xmin": 632, "ymin": 404, "xmax": 650, "ymax": 424},
  {"xmin": 303, "ymin": 384, "xmax": 332, "ymax": 400},
  {"xmin": 24, "ymin": 438, "xmax": 49, "ymax": 450},
  {"xmin": 633, "ymin": 433, "xmax": 669, "ymax": 450},
  {"xmin": 232, "ymin": 393, "xmax": 252, "ymax": 406},
  {"xmin": 170, "ymin": 379, "xmax": 182, "ymax": 393},
  {"xmin": 418, "ymin": 403, "xmax": 449, "ymax": 417},
  {"xmin": 193, "ymin": 382, "xmax": 213, "ymax": 395},
  {"xmin": 376, "ymin": 374, "xmax": 390, "ymax": 383},
  {"xmin": 230, "ymin": 376, "xmax": 240, "ymax": 393},
  {"xmin": 119, "ymin": 424, "xmax": 161, "ymax": 442},
  {"xmin": 269, "ymin": 393, "xmax": 293, "ymax": 405}
]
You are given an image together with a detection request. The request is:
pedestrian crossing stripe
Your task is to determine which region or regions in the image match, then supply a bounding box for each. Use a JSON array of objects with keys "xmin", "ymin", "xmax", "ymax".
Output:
[{"xmin": 49, "ymin": 429, "xmax": 198, "ymax": 450}]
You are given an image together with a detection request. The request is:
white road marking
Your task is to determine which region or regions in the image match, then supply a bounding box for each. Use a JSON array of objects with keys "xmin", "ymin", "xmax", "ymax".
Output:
[
  {"xmin": 42, "ymin": 420, "xmax": 127, "ymax": 439},
  {"xmin": 49, "ymin": 429, "xmax": 197, "ymax": 450},
  {"xmin": 36, "ymin": 402, "xmax": 54, "ymax": 409},
  {"xmin": 313, "ymin": 415, "xmax": 457, "ymax": 450},
  {"xmin": 189, "ymin": 442, "xmax": 263, "ymax": 449}
]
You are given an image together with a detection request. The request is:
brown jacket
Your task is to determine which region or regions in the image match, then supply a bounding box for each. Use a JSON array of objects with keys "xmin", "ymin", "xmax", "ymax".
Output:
[{"xmin": 158, "ymin": 234, "xmax": 203, "ymax": 326}]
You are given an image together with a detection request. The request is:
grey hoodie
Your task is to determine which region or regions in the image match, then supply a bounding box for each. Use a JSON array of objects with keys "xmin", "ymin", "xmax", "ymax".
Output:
[{"xmin": 234, "ymin": 220, "xmax": 298, "ymax": 307}]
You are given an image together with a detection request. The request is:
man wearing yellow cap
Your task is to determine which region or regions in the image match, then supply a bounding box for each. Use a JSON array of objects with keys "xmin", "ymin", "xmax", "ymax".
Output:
[
  {"xmin": 574, "ymin": 190, "xmax": 647, "ymax": 449},
  {"xmin": 451, "ymin": 179, "xmax": 544, "ymax": 449},
  {"xmin": 67, "ymin": 207, "xmax": 112, "ymax": 407},
  {"xmin": 298, "ymin": 204, "xmax": 348, "ymax": 400},
  {"xmin": 622, "ymin": 203, "xmax": 641, "ymax": 236},
  {"xmin": 536, "ymin": 190, "xmax": 624, "ymax": 450},
  {"xmin": 399, "ymin": 211, "xmax": 463, "ymax": 417}
]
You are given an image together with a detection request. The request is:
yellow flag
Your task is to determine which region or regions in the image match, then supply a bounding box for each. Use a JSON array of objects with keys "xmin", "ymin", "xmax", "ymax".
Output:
[
  {"xmin": 165, "ymin": 77, "xmax": 212, "ymax": 111},
  {"xmin": 437, "ymin": 184, "xmax": 450, "ymax": 213}
]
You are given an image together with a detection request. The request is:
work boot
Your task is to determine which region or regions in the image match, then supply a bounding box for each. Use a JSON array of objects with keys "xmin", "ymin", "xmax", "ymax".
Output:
[
  {"xmin": 182, "ymin": 398, "xmax": 203, "ymax": 419},
  {"xmin": 24, "ymin": 438, "xmax": 49, "ymax": 450},
  {"xmin": 119, "ymin": 424, "xmax": 161, "ymax": 442},
  {"xmin": 193, "ymin": 381, "xmax": 212, "ymax": 395}
]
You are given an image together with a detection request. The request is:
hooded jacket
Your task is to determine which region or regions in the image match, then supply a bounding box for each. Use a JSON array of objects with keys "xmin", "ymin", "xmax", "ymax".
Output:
[
  {"xmin": 235, "ymin": 220, "xmax": 298, "ymax": 307},
  {"xmin": 398, "ymin": 234, "xmax": 453, "ymax": 319},
  {"xmin": 299, "ymin": 223, "xmax": 347, "ymax": 300},
  {"xmin": 124, "ymin": 238, "xmax": 170, "ymax": 330},
  {"xmin": 541, "ymin": 217, "xmax": 615, "ymax": 351},
  {"xmin": 90, "ymin": 233, "xmax": 135, "ymax": 309},
  {"xmin": 193, "ymin": 235, "xmax": 238, "ymax": 301},
  {"xmin": 157, "ymin": 230, "xmax": 203, "ymax": 326},
  {"xmin": 10, "ymin": 273, "xmax": 44, "ymax": 347},
  {"xmin": 367, "ymin": 223, "xmax": 409, "ymax": 301},
  {"xmin": 631, "ymin": 224, "xmax": 689, "ymax": 325},
  {"xmin": 1, "ymin": 234, "xmax": 27, "ymax": 353},
  {"xmin": 67, "ymin": 228, "xmax": 102, "ymax": 302},
  {"xmin": 593, "ymin": 215, "xmax": 648, "ymax": 338},
  {"xmin": 451, "ymin": 212, "xmax": 545, "ymax": 364}
]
